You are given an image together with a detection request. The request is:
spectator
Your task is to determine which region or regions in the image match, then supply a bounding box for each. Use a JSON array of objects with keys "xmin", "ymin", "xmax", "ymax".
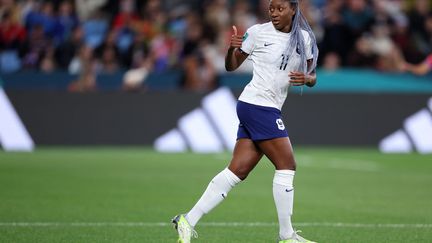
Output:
[
  {"xmin": 415, "ymin": 13, "xmax": 432, "ymax": 55},
  {"xmin": 123, "ymin": 31, "xmax": 149, "ymax": 68},
  {"xmin": 81, "ymin": 10, "xmax": 109, "ymax": 48},
  {"xmin": 342, "ymin": 0, "xmax": 374, "ymax": 60},
  {"xmin": 68, "ymin": 45, "xmax": 97, "ymax": 92},
  {"xmin": 55, "ymin": 25, "xmax": 83, "ymax": 69},
  {"xmin": 346, "ymin": 35, "xmax": 378, "ymax": 68},
  {"xmin": 392, "ymin": 13, "xmax": 417, "ymax": 63},
  {"xmin": 0, "ymin": 10, "xmax": 26, "ymax": 50},
  {"xmin": 320, "ymin": 0, "xmax": 350, "ymax": 64},
  {"xmin": 55, "ymin": 0, "xmax": 79, "ymax": 43},
  {"xmin": 39, "ymin": 46, "xmax": 56, "ymax": 72},
  {"xmin": 112, "ymin": 0, "xmax": 139, "ymax": 30},
  {"xmin": 401, "ymin": 53, "xmax": 432, "ymax": 75},
  {"xmin": 99, "ymin": 45, "xmax": 119, "ymax": 73},
  {"xmin": 75, "ymin": 0, "xmax": 106, "ymax": 21},
  {"xmin": 182, "ymin": 41, "xmax": 217, "ymax": 91},
  {"xmin": 149, "ymin": 32, "xmax": 176, "ymax": 72},
  {"xmin": 408, "ymin": 0, "xmax": 432, "ymax": 56},
  {"xmin": 94, "ymin": 29, "xmax": 121, "ymax": 71},
  {"xmin": 19, "ymin": 24, "xmax": 52, "ymax": 69},
  {"xmin": 408, "ymin": 0, "xmax": 431, "ymax": 37},
  {"xmin": 181, "ymin": 12, "xmax": 216, "ymax": 91},
  {"xmin": 4, "ymin": 0, "xmax": 432, "ymax": 86},
  {"xmin": 122, "ymin": 55, "xmax": 152, "ymax": 91},
  {"xmin": 231, "ymin": 0, "xmax": 257, "ymax": 36},
  {"xmin": 322, "ymin": 52, "xmax": 341, "ymax": 71},
  {"xmin": 0, "ymin": 0, "xmax": 21, "ymax": 23},
  {"xmin": 18, "ymin": 0, "xmax": 39, "ymax": 24},
  {"xmin": 204, "ymin": 0, "xmax": 230, "ymax": 34},
  {"xmin": 300, "ymin": 0, "xmax": 323, "ymax": 42},
  {"xmin": 111, "ymin": 0, "xmax": 138, "ymax": 54},
  {"xmin": 343, "ymin": 0, "xmax": 374, "ymax": 37},
  {"xmin": 368, "ymin": 23, "xmax": 401, "ymax": 71},
  {"xmin": 25, "ymin": 1, "xmax": 57, "ymax": 39}
]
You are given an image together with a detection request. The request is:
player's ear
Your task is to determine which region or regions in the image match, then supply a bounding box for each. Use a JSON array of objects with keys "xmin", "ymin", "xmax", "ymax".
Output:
[
  {"xmin": 290, "ymin": 1, "xmax": 298, "ymax": 13},
  {"xmin": 288, "ymin": 0, "xmax": 298, "ymax": 11},
  {"xmin": 289, "ymin": 2, "xmax": 297, "ymax": 18}
]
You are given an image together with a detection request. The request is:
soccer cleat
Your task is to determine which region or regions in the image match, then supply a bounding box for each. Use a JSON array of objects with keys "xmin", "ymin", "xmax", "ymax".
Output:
[
  {"xmin": 278, "ymin": 230, "xmax": 317, "ymax": 243},
  {"xmin": 172, "ymin": 214, "xmax": 198, "ymax": 243}
]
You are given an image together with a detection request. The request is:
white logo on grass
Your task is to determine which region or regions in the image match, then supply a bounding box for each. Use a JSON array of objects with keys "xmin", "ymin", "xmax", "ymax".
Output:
[{"xmin": 276, "ymin": 119, "xmax": 285, "ymax": 130}]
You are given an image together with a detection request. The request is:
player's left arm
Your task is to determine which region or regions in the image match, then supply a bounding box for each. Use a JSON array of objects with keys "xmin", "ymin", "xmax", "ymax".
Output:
[
  {"xmin": 289, "ymin": 59, "xmax": 316, "ymax": 87},
  {"xmin": 305, "ymin": 59, "xmax": 316, "ymax": 87}
]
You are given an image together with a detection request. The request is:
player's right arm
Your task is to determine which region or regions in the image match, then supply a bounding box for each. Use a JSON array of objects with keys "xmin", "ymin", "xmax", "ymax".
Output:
[{"xmin": 225, "ymin": 26, "xmax": 249, "ymax": 72}]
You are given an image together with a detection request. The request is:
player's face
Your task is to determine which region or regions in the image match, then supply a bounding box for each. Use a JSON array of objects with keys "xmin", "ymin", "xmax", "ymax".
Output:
[{"xmin": 268, "ymin": 0, "xmax": 296, "ymax": 33}]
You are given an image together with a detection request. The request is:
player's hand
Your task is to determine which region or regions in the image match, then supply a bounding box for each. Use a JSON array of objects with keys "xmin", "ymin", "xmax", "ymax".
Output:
[
  {"xmin": 230, "ymin": 26, "xmax": 243, "ymax": 49},
  {"xmin": 289, "ymin": 71, "xmax": 307, "ymax": 86}
]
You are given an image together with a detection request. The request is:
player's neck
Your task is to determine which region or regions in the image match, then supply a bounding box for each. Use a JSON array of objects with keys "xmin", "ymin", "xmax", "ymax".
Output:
[{"xmin": 280, "ymin": 25, "xmax": 292, "ymax": 33}]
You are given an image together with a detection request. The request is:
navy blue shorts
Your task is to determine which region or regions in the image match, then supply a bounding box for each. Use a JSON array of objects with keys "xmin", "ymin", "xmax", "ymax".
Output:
[{"xmin": 236, "ymin": 101, "xmax": 288, "ymax": 141}]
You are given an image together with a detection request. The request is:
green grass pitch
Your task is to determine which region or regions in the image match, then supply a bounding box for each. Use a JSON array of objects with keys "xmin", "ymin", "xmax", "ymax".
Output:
[{"xmin": 0, "ymin": 147, "xmax": 431, "ymax": 242}]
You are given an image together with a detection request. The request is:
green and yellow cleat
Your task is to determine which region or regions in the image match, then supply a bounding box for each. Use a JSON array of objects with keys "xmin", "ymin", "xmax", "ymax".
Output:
[
  {"xmin": 172, "ymin": 214, "xmax": 198, "ymax": 243},
  {"xmin": 278, "ymin": 230, "xmax": 317, "ymax": 243}
]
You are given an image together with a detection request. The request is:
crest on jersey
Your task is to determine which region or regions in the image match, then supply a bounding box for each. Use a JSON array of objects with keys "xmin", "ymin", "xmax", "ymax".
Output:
[
  {"xmin": 242, "ymin": 32, "xmax": 249, "ymax": 42},
  {"xmin": 276, "ymin": 119, "xmax": 285, "ymax": 130}
]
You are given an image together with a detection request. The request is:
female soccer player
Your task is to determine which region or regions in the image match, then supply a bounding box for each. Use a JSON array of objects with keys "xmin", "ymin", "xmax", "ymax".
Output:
[{"xmin": 173, "ymin": 0, "xmax": 319, "ymax": 242}]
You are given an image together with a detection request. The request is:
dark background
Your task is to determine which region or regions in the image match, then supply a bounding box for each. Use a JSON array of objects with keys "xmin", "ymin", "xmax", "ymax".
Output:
[{"xmin": 7, "ymin": 91, "xmax": 430, "ymax": 146}]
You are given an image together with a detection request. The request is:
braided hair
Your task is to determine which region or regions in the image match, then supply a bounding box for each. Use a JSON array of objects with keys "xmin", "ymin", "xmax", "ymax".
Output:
[{"xmin": 282, "ymin": 0, "xmax": 319, "ymax": 74}]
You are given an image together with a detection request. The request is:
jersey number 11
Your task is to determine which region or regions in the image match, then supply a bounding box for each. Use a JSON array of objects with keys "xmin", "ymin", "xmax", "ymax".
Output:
[{"xmin": 280, "ymin": 54, "xmax": 288, "ymax": 70}]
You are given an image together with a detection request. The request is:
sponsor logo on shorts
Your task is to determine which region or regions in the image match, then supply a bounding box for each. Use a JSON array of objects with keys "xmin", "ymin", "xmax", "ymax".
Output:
[{"xmin": 276, "ymin": 119, "xmax": 285, "ymax": 130}]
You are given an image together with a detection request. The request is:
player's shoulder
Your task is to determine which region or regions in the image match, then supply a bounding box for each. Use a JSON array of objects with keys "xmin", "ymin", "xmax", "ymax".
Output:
[
  {"xmin": 246, "ymin": 22, "xmax": 274, "ymax": 34},
  {"xmin": 300, "ymin": 29, "xmax": 312, "ymax": 42}
]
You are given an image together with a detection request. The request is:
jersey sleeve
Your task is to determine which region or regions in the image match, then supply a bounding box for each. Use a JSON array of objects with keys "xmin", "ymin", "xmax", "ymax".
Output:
[
  {"xmin": 302, "ymin": 30, "xmax": 313, "ymax": 60},
  {"xmin": 240, "ymin": 25, "xmax": 259, "ymax": 55}
]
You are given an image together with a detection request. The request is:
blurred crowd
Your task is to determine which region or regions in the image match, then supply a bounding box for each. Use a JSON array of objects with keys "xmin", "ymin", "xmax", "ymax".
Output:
[{"xmin": 1, "ymin": 0, "xmax": 432, "ymax": 91}]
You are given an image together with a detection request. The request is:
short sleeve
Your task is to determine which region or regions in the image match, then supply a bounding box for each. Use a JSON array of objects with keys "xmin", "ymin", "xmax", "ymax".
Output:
[
  {"xmin": 302, "ymin": 30, "xmax": 313, "ymax": 60},
  {"xmin": 240, "ymin": 25, "xmax": 259, "ymax": 55}
]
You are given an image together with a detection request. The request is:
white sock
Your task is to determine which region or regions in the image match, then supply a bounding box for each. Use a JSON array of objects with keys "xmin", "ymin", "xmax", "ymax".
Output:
[
  {"xmin": 273, "ymin": 170, "xmax": 295, "ymax": 240},
  {"xmin": 185, "ymin": 168, "xmax": 241, "ymax": 227}
]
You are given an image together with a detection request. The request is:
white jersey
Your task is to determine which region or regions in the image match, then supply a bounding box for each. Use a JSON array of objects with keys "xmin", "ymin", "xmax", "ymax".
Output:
[{"xmin": 238, "ymin": 22, "xmax": 313, "ymax": 110}]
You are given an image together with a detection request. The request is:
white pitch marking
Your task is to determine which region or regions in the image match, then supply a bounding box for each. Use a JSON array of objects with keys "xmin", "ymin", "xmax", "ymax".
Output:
[{"xmin": 0, "ymin": 222, "xmax": 431, "ymax": 228}]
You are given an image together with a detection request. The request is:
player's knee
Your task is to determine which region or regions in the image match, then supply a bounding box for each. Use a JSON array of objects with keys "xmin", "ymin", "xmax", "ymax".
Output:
[
  {"xmin": 291, "ymin": 162, "xmax": 297, "ymax": 171},
  {"xmin": 274, "ymin": 159, "xmax": 296, "ymax": 170},
  {"xmin": 230, "ymin": 167, "xmax": 250, "ymax": 180}
]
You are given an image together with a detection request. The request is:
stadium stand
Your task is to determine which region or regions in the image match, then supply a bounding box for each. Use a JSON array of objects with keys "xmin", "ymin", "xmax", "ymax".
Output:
[{"xmin": 0, "ymin": 0, "xmax": 432, "ymax": 92}]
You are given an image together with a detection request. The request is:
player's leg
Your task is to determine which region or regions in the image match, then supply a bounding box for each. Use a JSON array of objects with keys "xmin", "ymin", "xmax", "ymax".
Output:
[
  {"xmin": 256, "ymin": 136, "xmax": 295, "ymax": 170},
  {"xmin": 173, "ymin": 138, "xmax": 263, "ymax": 243},
  {"xmin": 227, "ymin": 138, "xmax": 264, "ymax": 180},
  {"xmin": 256, "ymin": 137, "xmax": 296, "ymax": 240},
  {"xmin": 257, "ymin": 137, "xmax": 315, "ymax": 242},
  {"xmin": 186, "ymin": 138, "xmax": 263, "ymax": 226}
]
